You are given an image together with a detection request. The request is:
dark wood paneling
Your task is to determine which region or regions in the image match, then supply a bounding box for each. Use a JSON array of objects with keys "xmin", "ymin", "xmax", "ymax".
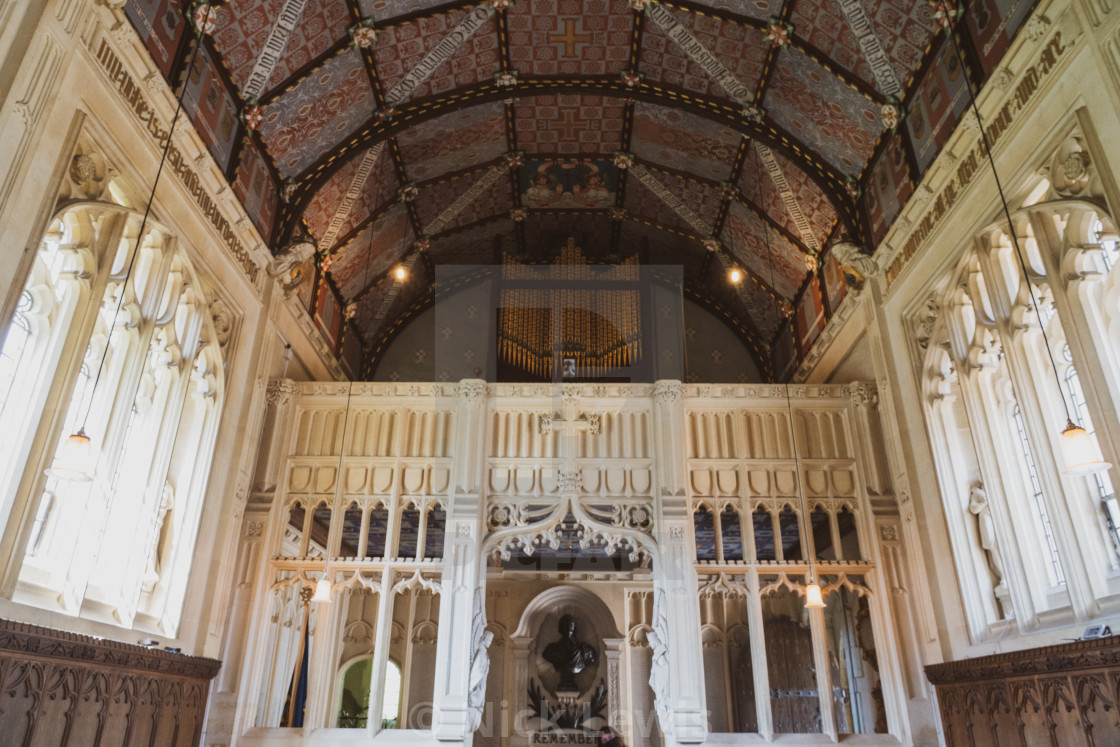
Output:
[
  {"xmin": 926, "ymin": 636, "xmax": 1120, "ymax": 746},
  {"xmin": 0, "ymin": 618, "xmax": 220, "ymax": 746}
]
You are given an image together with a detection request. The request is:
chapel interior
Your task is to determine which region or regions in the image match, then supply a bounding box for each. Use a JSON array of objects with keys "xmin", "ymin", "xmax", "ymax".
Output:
[{"xmin": 0, "ymin": 0, "xmax": 1119, "ymax": 745}]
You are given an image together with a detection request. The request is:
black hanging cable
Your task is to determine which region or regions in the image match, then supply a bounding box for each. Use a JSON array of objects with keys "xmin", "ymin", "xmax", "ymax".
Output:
[
  {"xmin": 77, "ymin": 4, "xmax": 214, "ymax": 435},
  {"xmin": 944, "ymin": 15, "xmax": 1074, "ymax": 425}
]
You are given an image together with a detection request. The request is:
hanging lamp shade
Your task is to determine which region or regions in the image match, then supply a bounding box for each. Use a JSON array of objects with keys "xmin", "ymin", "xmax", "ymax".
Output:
[
  {"xmin": 45, "ymin": 430, "xmax": 93, "ymax": 482},
  {"xmin": 311, "ymin": 577, "xmax": 332, "ymax": 603},
  {"xmin": 1061, "ymin": 421, "xmax": 1112, "ymax": 476},
  {"xmin": 805, "ymin": 580, "xmax": 825, "ymax": 609}
]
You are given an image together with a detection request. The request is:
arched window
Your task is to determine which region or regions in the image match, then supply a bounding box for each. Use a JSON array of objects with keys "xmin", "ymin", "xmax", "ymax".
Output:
[
  {"xmin": 381, "ymin": 659, "xmax": 403, "ymax": 729},
  {"xmin": 1, "ymin": 201, "xmax": 229, "ymax": 634},
  {"xmin": 1010, "ymin": 404, "xmax": 1064, "ymax": 587},
  {"xmin": 0, "ymin": 291, "xmax": 33, "ymax": 413},
  {"xmin": 1062, "ymin": 348, "xmax": 1120, "ymax": 557}
]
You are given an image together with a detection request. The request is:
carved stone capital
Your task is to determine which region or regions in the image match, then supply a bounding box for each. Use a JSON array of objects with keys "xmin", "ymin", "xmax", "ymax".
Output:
[
  {"xmin": 652, "ymin": 380, "xmax": 682, "ymax": 404},
  {"xmin": 266, "ymin": 379, "xmax": 299, "ymax": 407},
  {"xmin": 846, "ymin": 382, "xmax": 879, "ymax": 409},
  {"xmin": 456, "ymin": 379, "xmax": 490, "ymax": 404}
]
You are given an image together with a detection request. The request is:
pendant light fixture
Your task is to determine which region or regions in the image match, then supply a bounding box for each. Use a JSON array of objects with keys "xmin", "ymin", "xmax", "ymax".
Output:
[
  {"xmin": 748, "ymin": 149, "xmax": 825, "ymax": 609},
  {"xmin": 47, "ymin": 4, "xmax": 215, "ymax": 481},
  {"xmin": 944, "ymin": 9, "xmax": 1110, "ymax": 476}
]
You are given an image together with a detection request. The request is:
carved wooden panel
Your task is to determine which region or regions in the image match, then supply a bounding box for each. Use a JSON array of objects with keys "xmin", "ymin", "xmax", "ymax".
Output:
[
  {"xmin": 0, "ymin": 618, "xmax": 220, "ymax": 746},
  {"xmin": 926, "ymin": 637, "xmax": 1120, "ymax": 747}
]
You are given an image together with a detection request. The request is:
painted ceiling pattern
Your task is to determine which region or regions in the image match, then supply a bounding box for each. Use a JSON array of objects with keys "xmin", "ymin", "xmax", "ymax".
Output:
[
  {"xmin": 125, "ymin": 0, "xmax": 1035, "ymax": 379},
  {"xmin": 515, "ymin": 95, "xmax": 627, "ymax": 155}
]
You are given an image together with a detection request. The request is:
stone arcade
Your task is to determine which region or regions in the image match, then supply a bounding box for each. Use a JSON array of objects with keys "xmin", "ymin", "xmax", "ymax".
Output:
[{"xmin": 2, "ymin": 1, "xmax": 1120, "ymax": 747}]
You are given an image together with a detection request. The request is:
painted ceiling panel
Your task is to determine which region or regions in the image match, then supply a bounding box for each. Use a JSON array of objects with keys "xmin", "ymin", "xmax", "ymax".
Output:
[
  {"xmin": 355, "ymin": 278, "xmax": 393, "ymax": 334},
  {"xmin": 507, "ymin": 0, "xmax": 632, "ymax": 77},
  {"xmin": 630, "ymin": 104, "xmax": 741, "ymax": 182},
  {"xmin": 233, "ymin": 137, "xmax": 279, "ymax": 243},
  {"xmin": 373, "ymin": 9, "xmax": 500, "ymax": 103},
  {"xmin": 722, "ymin": 200, "xmax": 806, "ymax": 300},
  {"xmin": 259, "ymin": 48, "xmax": 374, "ymax": 178},
  {"xmin": 522, "ymin": 213, "xmax": 614, "ymax": 254},
  {"xmin": 447, "ymin": 178, "xmax": 514, "ymax": 232},
  {"xmin": 125, "ymin": 0, "xmax": 1030, "ymax": 374},
  {"xmin": 429, "ymin": 219, "xmax": 516, "ymax": 265},
  {"xmin": 763, "ymin": 47, "xmax": 881, "ymax": 177},
  {"xmin": 692, "ymin": 0, "xmax": 777, "ymax": 22},
  {"xmin": 617, "ymin": 219, "xmax": 696, "ymax": 266},
  {"xmin": 623, "ymin": 176, "xmax": 696, "ymax": 238},
  {"xmin": 330, "ymin": 204, "xmax": 415, "ymax": 300},
  {"xmin": 359, "ymin": 0, "xmax": 453, "ymax": 22},
  {"xmin": 738, "ymin": 142, "xmax": 838, "ymax": 249},
  {"xmin": 415, "ymin": 168, "xmax": 513, "ymax": 232},
  {"xmin": 397, "ymin": 102, "xmax": 507, "ymax": 182},
  {"xmin": 647, "ymin": 169, "xmax": 723, "ymax": 235},
  {"xmin": 264, "ymin": 0, "xmax": 351, "ymax": 92},
  {"xmin": 335, "ymin": 149, "xmax": 401, "ymax": 244},
  {"xmin": 865, "ymin": 0, "xmax": 939, "ymax": 85},
  {"xmin": 303, "ymin": 149, "xmax": 365, "ymax": 242},
  {"xmin": 702, "ymin": 257, "xmax": 781, "ymax": 341},
  {"xmin": 789, "ymin": 1, "xmax": 876, "ymax": 91},
  {"xmin": 211, "ymin": 0, "xmax": 286, "ymax": 92},
  {"xmin": 638, "ymin": 9, "xmax": 767, "ymax": 103},
  {"xmin": 514, "ymin": 95, "xmax": 626, "ymax": 155}
]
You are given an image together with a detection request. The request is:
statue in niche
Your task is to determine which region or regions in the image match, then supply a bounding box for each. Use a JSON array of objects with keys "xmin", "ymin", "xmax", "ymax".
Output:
[
  {"xmin": 969, "ymin": 482, "xmax": 1013, "ymax": 618},
  {"xmin": 968, "ymin": 483, "xmax": 1004, "ymax": 581},
  {"xmin": 542, "ymin": 614, "xmax": 598, "ymax": 692}
]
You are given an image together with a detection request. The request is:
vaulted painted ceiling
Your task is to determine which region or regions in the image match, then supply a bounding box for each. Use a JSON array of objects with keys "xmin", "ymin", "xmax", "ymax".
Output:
[{"xmin": 124, "ymin": 0, "xmax": 1035, "ymax": 378}]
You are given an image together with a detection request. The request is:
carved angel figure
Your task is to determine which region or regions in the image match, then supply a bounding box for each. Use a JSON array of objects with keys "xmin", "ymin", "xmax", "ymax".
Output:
[
  {"xmin": 268, "ymin": 227, "xmax": 316, "ymax": 280},
  {"xmin": 831, "ymin": 241, "xmax": 879, "ymax": 291}
]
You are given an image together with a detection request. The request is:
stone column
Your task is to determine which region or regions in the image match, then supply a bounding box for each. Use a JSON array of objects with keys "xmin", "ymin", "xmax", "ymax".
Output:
[
  {"xmin": 603, "ymin": 637, "xmax": 624, "ymax": 730},
  {"xmin": 432, "ymin": 380, "xmax": 491, "ymax": 742},
  {"xmin": 650, "ymin": 380, "xmax": 707, "ymax": 744},
  {"xmin": 511, "ymin": 636, "xmax": 533, "ymax": 745}
]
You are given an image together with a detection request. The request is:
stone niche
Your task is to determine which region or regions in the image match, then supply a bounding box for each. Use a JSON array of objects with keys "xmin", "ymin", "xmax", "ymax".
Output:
[{"xmin": 511, "ymin": 586, "xmax": 624, "ymax": 745}]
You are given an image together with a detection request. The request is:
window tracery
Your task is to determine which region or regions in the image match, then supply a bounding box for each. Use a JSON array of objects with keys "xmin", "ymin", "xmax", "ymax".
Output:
[
  {"xmin": 0, "ymin": 144, "xmax": 230, "ymax": 635},
  {"xmin": 913, "ymin": 143, "xmax": 1120, "ymax": 637}
]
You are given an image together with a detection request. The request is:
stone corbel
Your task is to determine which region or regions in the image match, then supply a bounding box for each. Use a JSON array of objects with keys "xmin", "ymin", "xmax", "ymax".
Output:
[{"xmin": 830, "ymin": 241, "xmax": 879, "ymax": 293}]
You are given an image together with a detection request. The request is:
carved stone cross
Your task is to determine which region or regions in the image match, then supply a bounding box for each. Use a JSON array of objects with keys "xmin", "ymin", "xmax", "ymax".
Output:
[{"xmin": 539, "ymin": 396, "xmax": 600, "ymax": 465}]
